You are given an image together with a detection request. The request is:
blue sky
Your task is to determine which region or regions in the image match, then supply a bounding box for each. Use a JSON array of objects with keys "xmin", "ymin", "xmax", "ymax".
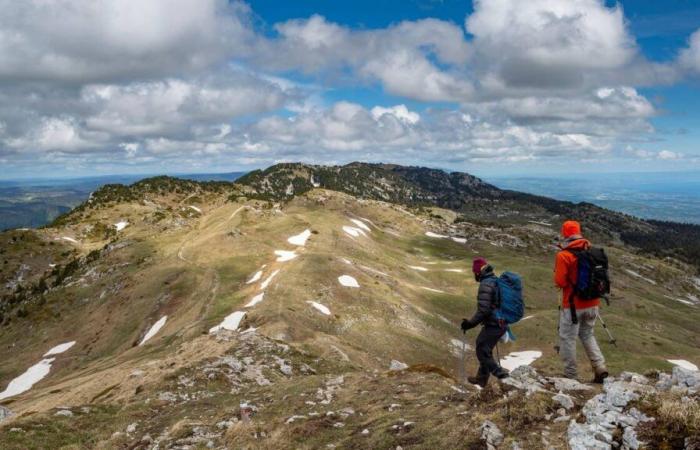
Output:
[{"xmin": 1, "ymin": 0, "xmax": 699, "ymax": 178}]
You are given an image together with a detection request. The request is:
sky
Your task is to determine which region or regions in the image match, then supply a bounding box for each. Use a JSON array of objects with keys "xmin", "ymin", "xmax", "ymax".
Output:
[{"xmin": 1, "ymin": 0, "xmax": 700, "ymax": 179}]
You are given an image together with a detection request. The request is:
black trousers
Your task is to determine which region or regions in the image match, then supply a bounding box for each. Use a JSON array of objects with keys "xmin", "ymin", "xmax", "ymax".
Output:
[{"xmin": 475, "ymin": 325, "xmax": 505, "ymax": 377}]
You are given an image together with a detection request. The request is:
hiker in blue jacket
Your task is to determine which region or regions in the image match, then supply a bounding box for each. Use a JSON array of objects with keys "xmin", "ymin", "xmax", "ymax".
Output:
[{"xmin": 461, "ymin": 257, "xmax": 509, "ymax": 387}]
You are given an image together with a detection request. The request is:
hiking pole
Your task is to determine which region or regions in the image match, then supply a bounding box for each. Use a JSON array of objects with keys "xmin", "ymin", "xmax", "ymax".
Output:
[
  {"xmin": 596, "ymin": 311, "xmax": 617, "ymax": 347},
  {"xmin": 458, "ymin": 331, "xmax": 467, "ymax": 384}
]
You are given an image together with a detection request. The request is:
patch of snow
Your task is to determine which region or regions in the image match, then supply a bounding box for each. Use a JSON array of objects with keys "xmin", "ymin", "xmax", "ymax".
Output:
[
  {"xmin": 408, "ymin": 266, "xmax": 428, "ymax": 272},
  {"xmin": 421, "ymin": 287, "xmax": 446, "ymax": 294},
  {"xmin": 240, "ymin": 327, "xmax": 257, "ymax": 334},
  {"xmin": 349, "ymin": 219, "xmax": 371, "ymax": 232},
  {"xmin": 520, "ymin": 315, "xmax": 535, "ymax": 321},
  {"xmin": 624, "ymin": 269, "xmax": 657, "ymax": 285},
  {"xmin": 285, "ymin": 183, "xmax": 294, "ymax": 195},
  {"xmin": 359, "ymin": 265, "xmax": 389, "ymax": 277},
  {"xmin": 187, "ymin": 205, "xmax": 202, "ymax": 213},
  {"xmin": 451, "ymin": 237, "xmax": 467, "ymax": 244},
  {"xmin": 384, "ymin": 229, "xmax": 401, "ymax": 237},
  {"xmin": 246, "ymin": 270, "xmax": 263, "ymax": 284},
  {"xmin": 307, "ymin": 301, "xmax": 331, "ymax": 316},
  {"xmin": 528, "ymin": 220, "xmax": 552, "ymax": 227},
  {"xmin": 668, "ymin": 359, "xmax": 699, "ymax": 371},
  {"xmin": 43, "ymin": 341, "xmax": 76, "ymax": 357},
  {"xmin": 139, "ymin": 316, "xmax": 167, "ymax": 346},
  {"xmin": 245, "ymin": 293, "xmax": 264, "ymax": 308},
  {"xmin": 664, "ymin": 295, "xmax": 694, "ymax": 306},
  {"xmin": 0, "ymin": 358, "xmax": 56, "ymax": 400},
  {"xmin": 287, "ymin": 229, "xmax": 311, "ymax": 246},
  {"xmin": 450, "ymin": 338, "xmax": 472, "ymax": 357},
  {"xmin": 390, "ymin": 360, "xmax": 408, "ymax": 371},
  {"xmin": 425, "ymin": 231, "xmax": 448, "ymax": 239},
  {"xmin": 342, "ymin": 226, "xmax": 366, "ymax": 238},
  {"xmin": 444, "ymin": 268, "xmax": 464, "ymax": 273},
  {"xmin": 338, "ymin": 275, "xmax": 360, "ymax": 288},
  {"xmin": 275, "ymin": 250, "xmax": 298, "ymax": 262},
  {"xmin": 114, "ymin": 221, "xmax": 129, "ymax": 231},
  {"xmin": 340, "ymin": 258, "xmax": 353, "ymax": 265},
  {"xmin": 60, "ymin": 237, "xmax": 78, "ymax": 244},
  {"xmin": 209, "ymin": 311, "xmax": 246, "ymax": 333},
  {"xmin": 48, "ymin": 263, "xmax": 56, "ymax": 268},
  {"xmin": 260, "ymin": 270, "xmax": 280, "ymax": 290},
  {"xmin": 500, "ymin": 350, "xmax": 542, "ymax": 371},
  {"xmin": 310, "ymin": 175, "xmax": 320, "ymax": 188}
]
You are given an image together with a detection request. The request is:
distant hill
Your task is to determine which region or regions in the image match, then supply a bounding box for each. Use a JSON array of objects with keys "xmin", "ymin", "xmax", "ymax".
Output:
[
  {"xmin": 0, "ymin": 172, "xmax": 246, "ymax": 231},
  {"xmin": 238, "ymin": 162, "xmax": 700, "ymax": 270}
]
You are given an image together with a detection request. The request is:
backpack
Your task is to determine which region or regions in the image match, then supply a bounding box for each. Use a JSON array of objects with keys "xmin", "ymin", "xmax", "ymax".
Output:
[
  {"xmin": 493, "ymin": 272, "xmax": 524, "ymax": 325},
  {"xmin": 567, "ymin": 247, "xmax": 610, "ymax": 301}
]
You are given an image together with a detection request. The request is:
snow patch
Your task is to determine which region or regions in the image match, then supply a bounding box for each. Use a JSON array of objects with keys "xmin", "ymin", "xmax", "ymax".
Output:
[
  {"xmin": 0, "ymin": 358, "xmax": 55, "ymax": 400},
  {"xmin": 287, "ymin": 229, "xmax": 311, "ymax": 246},
  {"xmin": 408, "ymin": 266, "xmax": 428, "ymax": 272},
  {"xmin": 307, "ymin": 301, "xmax": 331, "ymax": 316},
  {"xmin": 245, "ymin": 293, "xmax": 264, "ymax": 308},
  {"xmin": 444, "ymin": 268, "xmax": 464, "ymax": 273},
  {"xmin": 451, "ymin": 237, "xmax": 467, "ymax": 244},
  {"xmin": 340, "ymin": 257, "xmax": 353, "ymax": 265},
  {"xmin": 139, "ymin": 316, "xmax": 167, "ymax": 346},
  {"xmin": 450, "ymin": 338, "xmax": 472, "ymax": 356},
  {"xmin": 43, "ymin": 341, "xmax": 76, "ymax": 357},
  {"xmin": 349, "ymin": 219, "xmax": 371, "ymax": 232},
  {"xmin": 209, "ymin": 311, "xmax": 246, "ymax": 333},
  {"xmin": 60, "ymin": 237, "xmax": 78, "ymax": 244},
  {"xmin": 624, "ymin": 269, "xmax": 657, "ymax": 285},
  {"xmin": 114, "ymin": 221, "xmax": 129, "ymax": 232},
  {"xmin": 338, "ymin": 275, "xmax": 360, "ymax": 288},
  {"xmin": 425, "ymin": 231, "xmax": 448, "ymax": 239},
  {"xmin": 421, "ymin": 287, "xmax": 446, "ymax": 294},
  {"xmin": 187, "ymin": 205, "xmax": 202, "ymax": 213},
  {"xmin": 668, "ymin": 359, "xmax": 699, "ymax": 371},
  {"xmin": 500, "ymin": 350, "xmax": 542, "ymax": 371},
  {"xmin": 275, "ymin": 250, "xmax": 298, "ymax": 262},
  {"xmin": 342, "ymin": 226, "xmax": 366, "ymax": 238},
  {"xmin": 310, "ymin": 175, "xmax": 320, "ymax": 188},
  {"xmin": 246, "ymin": 270, "xmax": 263, "ymax": 284},
  {"xmin": 260, "ymin": 270, "xmax": 280, "ymax": 290}
]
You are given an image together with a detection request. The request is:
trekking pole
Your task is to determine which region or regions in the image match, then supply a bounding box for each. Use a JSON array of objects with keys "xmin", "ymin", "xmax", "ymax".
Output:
[
  {"xmin": 458, "ymin": 331, "xmax": 467, "ymax": 384},
  {"xmin": 596, "ymin": 311, "xmax": 617, "ymax": 347}
]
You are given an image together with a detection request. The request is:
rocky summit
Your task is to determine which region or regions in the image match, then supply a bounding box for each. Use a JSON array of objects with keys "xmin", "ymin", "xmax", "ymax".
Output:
[{"xmin": 0, "ymin": 163, "xmax": 698, "ymax": 449}]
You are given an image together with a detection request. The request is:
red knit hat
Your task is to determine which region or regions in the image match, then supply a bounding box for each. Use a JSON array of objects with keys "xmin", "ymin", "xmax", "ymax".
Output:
[
  {"xmin": 561, "ymin": 220, "xmax": 582, "ymax": 239},
  {"xmin": 472, "ymin": 257, "xmax": 489, "ymax": 275}
]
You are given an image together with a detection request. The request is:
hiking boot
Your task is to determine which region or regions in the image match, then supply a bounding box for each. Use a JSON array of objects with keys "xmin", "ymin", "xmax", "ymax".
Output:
[
  {"xmin": 493, "ymin": 368, "xmax": 510, "ymax": 380},
  {"xmin": 467, "ymin": 375, "xmax": 488, "ymax": 388},
  {"xmin": 592, "ymin": 370, "xmax": 609, "ymax": 384}
]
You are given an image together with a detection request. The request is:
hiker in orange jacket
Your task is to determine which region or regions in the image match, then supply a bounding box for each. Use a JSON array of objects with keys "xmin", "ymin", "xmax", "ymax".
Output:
[{"xmin": 554, "ymin": 220, "xmax": 608, "ymax": 383}]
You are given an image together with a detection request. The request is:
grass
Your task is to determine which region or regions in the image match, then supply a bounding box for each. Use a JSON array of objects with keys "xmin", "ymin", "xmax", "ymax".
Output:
[{"xmin": 1, "ymin": 189, "xmax": 699, "ymax": 448}]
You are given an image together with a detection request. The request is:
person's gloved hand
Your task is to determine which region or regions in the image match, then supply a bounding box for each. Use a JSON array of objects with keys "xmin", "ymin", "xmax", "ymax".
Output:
[{"xmin": 461, "ymin": 318, "xmax": 473, "ymax": 333}]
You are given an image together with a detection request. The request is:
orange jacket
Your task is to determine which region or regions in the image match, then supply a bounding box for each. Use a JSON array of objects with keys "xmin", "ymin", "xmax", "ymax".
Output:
[{"xmin": 554, "ymin": 238, "xmax": 600, "ymax": 309}]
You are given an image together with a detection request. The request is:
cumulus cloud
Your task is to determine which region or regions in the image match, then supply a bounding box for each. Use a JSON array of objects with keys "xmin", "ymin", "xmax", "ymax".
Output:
[
  {"xmin": 679, "ymin": 29, "xmax": 700, "ymax": 74},
  {"xmin": 0, "ymin": 0, "xmax": 695, "ymax": 175},
  {"xmin": 466, "ymin": 0, "xmax": 636, "ymax": 92},
  {"xmin": 0, "ymin": 0, "xmax": 253, "ymax": 83}
]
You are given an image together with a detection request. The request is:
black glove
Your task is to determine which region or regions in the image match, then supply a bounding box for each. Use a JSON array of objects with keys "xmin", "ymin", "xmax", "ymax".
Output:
[{"xmin": 461, "ymin": 319, "xmax": 473, "ymax": 333}]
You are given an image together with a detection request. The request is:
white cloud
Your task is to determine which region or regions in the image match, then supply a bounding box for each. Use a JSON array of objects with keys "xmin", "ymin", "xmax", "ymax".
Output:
[
  {"xmin": 679, "ymin": 29, "xmax": 700, "ymax": 74},
  {"xmin": 466, "ymin": 0, "xmax": 636, "ymax": 91},
  {"xmin": 657, "ymin": 150, "xmax": 683, "ymax": 160},
  {"xmin": 0, "ymin": 0, "xmax": 253, "ymax": 83},
  {"xmin": 370, "ymin": 105, "xmax": 420, "ymax": 124}
]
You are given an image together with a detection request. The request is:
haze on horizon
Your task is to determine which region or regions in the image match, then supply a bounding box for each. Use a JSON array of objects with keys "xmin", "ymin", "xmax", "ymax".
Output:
[{"xmin": 1, "ymin": 0, "xmax": 700, "ymax": 179}]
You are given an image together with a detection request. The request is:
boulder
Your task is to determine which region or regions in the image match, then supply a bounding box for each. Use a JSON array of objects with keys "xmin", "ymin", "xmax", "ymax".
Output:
[
  {"xmin": 480, "ymin": 420, "xmax": 504, "ymax": 450},
  {"xmin": 552, "ymin": 392, "xmax": 575, "ymax": 410}
]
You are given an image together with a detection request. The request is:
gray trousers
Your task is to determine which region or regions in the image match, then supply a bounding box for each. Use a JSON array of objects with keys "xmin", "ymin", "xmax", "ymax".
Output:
[{"xmin": 559, "ymin": 306, "xmax": 606, "ymax": 378}]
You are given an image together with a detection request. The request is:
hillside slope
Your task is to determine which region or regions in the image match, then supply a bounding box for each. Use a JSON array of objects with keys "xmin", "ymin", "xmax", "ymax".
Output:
[{"xmin": 0, "ymin": 165, "xmax": 698, "ymax": 448}]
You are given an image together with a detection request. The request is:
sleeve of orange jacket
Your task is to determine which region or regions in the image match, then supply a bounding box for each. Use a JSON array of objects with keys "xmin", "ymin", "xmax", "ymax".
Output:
[{"xmin": 554, "ymin": 251, "xmax": 570, "ymax": 289}]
